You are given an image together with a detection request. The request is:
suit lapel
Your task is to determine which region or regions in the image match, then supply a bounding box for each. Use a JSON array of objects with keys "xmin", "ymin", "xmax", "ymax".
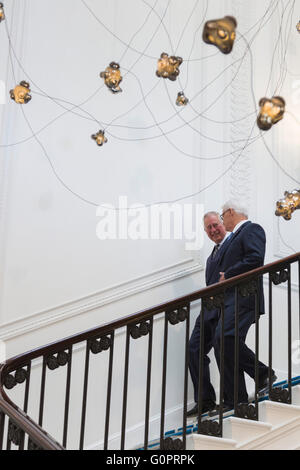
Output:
[{"xmin": 206, "ymin": 222, "xmax": 251, "ymax": 284}]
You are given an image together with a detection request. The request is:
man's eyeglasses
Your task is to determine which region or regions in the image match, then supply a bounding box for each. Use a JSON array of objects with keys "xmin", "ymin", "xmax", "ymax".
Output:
[{"xmin": 220, "ymin": 209, "xmax": 230, "ymax": 221}]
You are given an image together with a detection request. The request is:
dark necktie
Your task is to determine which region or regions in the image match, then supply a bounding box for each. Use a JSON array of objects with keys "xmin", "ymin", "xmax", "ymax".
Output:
[{"xmin": 212, "ymin": 244, "xmax": 220, "ymax": 259}]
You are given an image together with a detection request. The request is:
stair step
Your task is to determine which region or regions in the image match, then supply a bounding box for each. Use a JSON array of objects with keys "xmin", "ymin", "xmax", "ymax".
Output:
[
  {"xmin": 238, "ymin": 416, "xmax": 300, "ymax": 450},
  {"xmin": 186, "ymin": 433, "xmax": 237, "ymax": 450},
  {"xmin": 222, "ymin": 416, "xmax": 272, "ymax": 444},
  {"xmin": 291, "ymin": 385, "xmax": 300, "ymax": 406},
  {"xmin": 258, "ymin": 400, "xmax": 300, "ymax": 426}
]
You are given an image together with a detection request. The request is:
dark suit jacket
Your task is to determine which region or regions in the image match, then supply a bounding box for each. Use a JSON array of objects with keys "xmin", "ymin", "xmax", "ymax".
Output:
[
  {"xmin": 204, "ymin": 234, "xmax": 233, "ymax": 319},
  {"xmin": 204, "ymin": 221, "xmax": 266, "ymax": 326}
]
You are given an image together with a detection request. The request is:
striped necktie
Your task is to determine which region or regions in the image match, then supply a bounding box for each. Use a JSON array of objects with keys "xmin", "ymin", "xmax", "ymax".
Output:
[{"xmin": 212, "ymin": 244, "xmax": 220, "ymax": 259}]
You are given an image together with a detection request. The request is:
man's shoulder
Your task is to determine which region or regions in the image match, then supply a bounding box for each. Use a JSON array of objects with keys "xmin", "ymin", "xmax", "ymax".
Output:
[
  {"xmin": 238, "ymin": 222, "xmax": 266, "ymax": 243},
  {"xmin": 243, "ymin": 222, "xmax": 265, "ymax": 234}
]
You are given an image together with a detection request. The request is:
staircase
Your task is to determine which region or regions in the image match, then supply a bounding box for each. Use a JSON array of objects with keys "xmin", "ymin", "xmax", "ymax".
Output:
[
  {"xmin": 187, "ymin": 384, "xmax": 300, "ymax": 450},
  {"xmin": 1, "ymin": 252, "xmax": 299, "ymax": 451}
]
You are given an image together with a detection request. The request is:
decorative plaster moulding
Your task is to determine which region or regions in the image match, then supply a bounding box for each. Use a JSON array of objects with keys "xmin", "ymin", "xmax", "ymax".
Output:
[{"xmin": 0, "ymin": 257, "xmax": 203, "ymax": 341}]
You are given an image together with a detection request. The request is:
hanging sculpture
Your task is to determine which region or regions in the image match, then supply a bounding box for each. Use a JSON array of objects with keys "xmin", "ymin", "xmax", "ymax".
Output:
[
  {"xmin": 156, "ymin": 53, "xmax": 183, "ymax": 81},
  {"xmin": 257, "ymin": 96, "xmax": 285, "ymax": 131},
  {"xmin": 275, "ymin": 190, "xmax": 300, "ymax": 220},
  {"xmin": 0, "ymin": 3, "xmax": 5, "ymax": 22},
  {"xmin": 10, "ymin": 81, "xmax": 32, "ymax": 104},
  {"xmin": 91, "ymin": 130, "xmax": 108, "ymax": 147},
  {"xmin": 100, "ymin": 62, "xmax": 122, "ymax": 94},
  {"xmin": 176, "ymin": 92, "xmax": 189, "ymax": 106},
  {"xmin": 203, "ymin": 16, "xmax": 237, "ymax": 54}
]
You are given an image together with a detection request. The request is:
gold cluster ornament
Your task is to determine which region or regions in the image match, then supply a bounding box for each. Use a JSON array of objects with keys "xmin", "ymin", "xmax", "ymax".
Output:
[
  {"xmin": 176, "ymin": 92, "xmax": 189, "ymax": 107},
  {"xmin": 296, "ymin": 21, "xmax": 300, "ymax": 33},
  {"xmin": 0, "ymin": 3, "xmax": 5, "ymax": 22},
  {"xmin": 156, "ymin": 53, "xmax": 183, "ymax": 81},
  {"xmin": 10, "ymin": 81, "xmax": 32, "ymax": 104},
  {"xmin": 203, "ymin": 16, "xmax": 237, "ymax": 54},
  {"xmin": 257, "ymin": 96, "xmax": 285, "ymax": 131},
  {"xmin": 91, "ymin": 130, "xmax": 108, "ymax": 147},
  {"xmin": 275, "ymin": 190, "xmax": 300, "ymax": 220},
  {"xmin": 100, "ymin": 62, "xmax": 122, "ymax": 94}
]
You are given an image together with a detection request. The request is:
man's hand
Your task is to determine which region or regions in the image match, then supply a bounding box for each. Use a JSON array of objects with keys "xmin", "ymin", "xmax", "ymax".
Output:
[{"xmin": 219, "ymin": 272, "xmax": 225, "ymax": 282}]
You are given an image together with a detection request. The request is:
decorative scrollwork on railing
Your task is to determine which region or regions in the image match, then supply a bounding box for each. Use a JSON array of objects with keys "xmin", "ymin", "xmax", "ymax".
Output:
[
  {"xmin": 129, "ymin": 321, "xmax": 151, "ymax": 340},
  {"xmin": 160, "ymin": 437, "xmax": 184, "ymax": 450},
  {"xmin": 3, "ymin": 367, "xmax": 28, "ymax": 390},
  {"xmin": 235, "ymin": 403, "xmax": 257, "ymax": 420},
  {"xmin": 238, "ymin": 280, "xmax": 258, "ymax": 297},
  {"xmin": 28, "ymin": 439, "xmax": 43, "ymax": 451},
  {"xmin": 270, "ymin": 269, "xmax": 289, "ymax": 285},
  {"xmin": 269, "ymin": 387, "xmax": 290, "ymax": 403},
  {"xmin": 166, "ymin": 307, "xmax": 188, "ymax": 325},
  {"xmin": 46, "ymin": 351, "xmax": 70, "ymax": 370},
  {"xmin": 8, "ymin": 421, "xmax": 24, "ymax": 447},
  {"xmin": 198, "ymin": 419, "xmax": 221, "ymax": 437},
  {"xmin": 89, "ymin": 335, "xmax": 112, "ymax": 354},
  {"xmin": 203, "ymin": 294, "xmax": 224, "ymax": 311}
]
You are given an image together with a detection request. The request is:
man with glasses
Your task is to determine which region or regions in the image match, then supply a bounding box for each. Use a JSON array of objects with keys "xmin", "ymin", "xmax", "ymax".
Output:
[
  {"xmin": 214, "ymin": 200, "xmax": 276, "ymax": 409},
  {"xmin": 188, "ymin": 205, "xmax": 276, "ymax": 417}
]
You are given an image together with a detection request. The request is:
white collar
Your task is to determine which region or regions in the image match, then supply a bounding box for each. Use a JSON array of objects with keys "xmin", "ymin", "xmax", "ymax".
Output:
[{"xmin": 232, "ymin": 219, "xmax": 249, "ymax": 233}]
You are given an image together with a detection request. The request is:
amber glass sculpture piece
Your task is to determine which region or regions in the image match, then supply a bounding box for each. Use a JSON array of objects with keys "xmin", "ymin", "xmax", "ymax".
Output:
[
  {"xmin": 257, "ymin": 96, "xmax": 285, "ymax": 131},
  {"xmin": 91, "ymin": 130, "xmax": 108, "ymax": 147},
  {"xmin": 176, "ymin": 92, "xmax": 189, "ymax": 106},
  {"xmin": 275, "ymin": 190, "xmax": 300, "ymax": 220},
  {"xmin": 0, "ymin": 3, "xmax": 5, "ymax": 22},
  {"xmin": 100, "ymin": 62, "xmax": 122, "ymax": 94},
  {"xmin": 10, "ymin": 81, "xmax": 32, "ymax": 104},
  {"xmin": 156, "ymin": 53, "xmax": 183, "ymax": 81},
  {"xmin": 203, "ymin": 16, "xmax": 237, "ymax": 54}
]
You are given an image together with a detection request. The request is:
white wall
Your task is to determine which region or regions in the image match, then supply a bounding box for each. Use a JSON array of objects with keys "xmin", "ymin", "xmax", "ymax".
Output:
[{"xmin": 0, "ymin": 0, "xmax": 300, "ymax": 450}]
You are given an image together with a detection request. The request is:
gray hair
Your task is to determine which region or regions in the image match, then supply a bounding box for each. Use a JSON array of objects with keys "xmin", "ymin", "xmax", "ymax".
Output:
[
  {"xmin": 222, "ymin": 200, "xmax": 249, "ymax": 218},
  {"xmin": 203, "ymin": 211, "xmax": 222, "ymax": 224}
]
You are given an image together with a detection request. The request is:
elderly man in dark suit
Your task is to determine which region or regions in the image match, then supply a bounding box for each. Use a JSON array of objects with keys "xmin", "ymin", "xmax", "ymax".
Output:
[
  {"xmin": 188, "ymin": 211, "xmax": 231, "ymax": 417},
  {"xmin": 188, "ymin": 205, "xmax": 276, "ymax": 417},
  {"xmin": 214, "ymin": 200, "xmax": 276, "ymax": 408}
]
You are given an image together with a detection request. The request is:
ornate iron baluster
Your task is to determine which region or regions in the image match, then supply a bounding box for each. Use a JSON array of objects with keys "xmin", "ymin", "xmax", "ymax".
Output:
[
  {"xmin": 7, "ymin": 420, "xmax": 24, "ymax": 450},
  {"xmin": 104, "ymin": 332, "xmax": 115, "ymax": 451},
  {"xmin": 268, "ymin": 274, "xmax": 274, "ymax": 398},
  {"xmin": 28, "ymin": 438, "xmax": 43, "ymax": 450},
  {"xmin": 198, "ymin": 419, "xmax": 221, "ymax": 437},
  {"xmin": 121, "ymin": 327, "xmax": 131, "ymax": 450},
  {"xmin": 144, "ymin": 318, "xmax": 153, "ymax": 451},
  {"xmin": 0, "ymin": 411, "xmax": 4, "ymax": 450},
  {"xmin": 161, "ymin": 437, "xmax": 184, "ymax": 450},
  {"xmin": 3, "ymin": 366, "xmax": 29, "ymax": 391},
  {"xmin": 182, "ymin": 304, "xmax": 190, "ymax": 449},
  {"xmin": 85, "ymin": 332, "xmax": 114, "ymax": 450},
  {"xmin": 270, "ymin": 268, "xmax": 289, "ymax": 286},
  {"xmin": 198, "ymin": 293, "xmax": 225, "ymax": 437},
  {"xmin": 197, "ymin": 300, "xmax": 205, "ymax": 433},
  {"xmin": 160, "ymin": 307, "xmax": 189, "ymax": 449},
  {"xmin": 287, "ymin": 265, "xmax": 292, "ymax": 404},
  {"xmin": 269, "ymin": 266, "xmax": 292, "ymax": 404},
  {"xmin": 234, "ymin": 287, "xmax": 239, "ymax": 417},
  {"xmin": 63, "ymin": 347, "xmax": 73, "ymax": 448},
  {"xmin": 80, "ymin": 342, "xmax": 91, "ymax": 450},
  {"xmin": 39, "ymin": 358, "xmax": 47, "ymax": 427}
]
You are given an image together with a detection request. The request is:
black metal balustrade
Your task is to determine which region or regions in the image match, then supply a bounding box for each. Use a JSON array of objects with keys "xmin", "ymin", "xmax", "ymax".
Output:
[{"xmin": 0, "ymin": 253, "xmax": 299, "ymax": 450}]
